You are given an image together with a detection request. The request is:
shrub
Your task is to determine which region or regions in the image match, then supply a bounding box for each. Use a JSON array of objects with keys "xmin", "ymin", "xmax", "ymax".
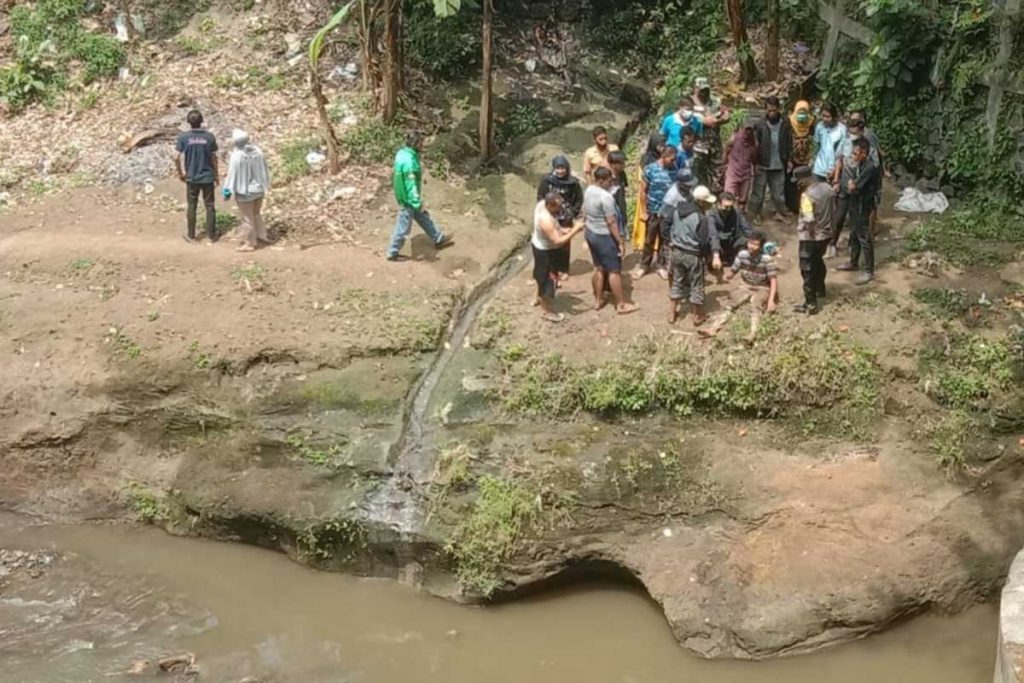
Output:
[
  {"xmin": 340, "ymin": 119, "xmax": 404, "ymax": 165},
  {"xmin": 405, "ymin": 4, "xmax": 480, "ymax": 80}
]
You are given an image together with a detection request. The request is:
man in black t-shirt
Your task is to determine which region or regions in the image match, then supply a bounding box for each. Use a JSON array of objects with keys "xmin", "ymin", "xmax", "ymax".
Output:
[{"xmin": 175, "ymin": 109, "xmax": 220, "ymax": 243}]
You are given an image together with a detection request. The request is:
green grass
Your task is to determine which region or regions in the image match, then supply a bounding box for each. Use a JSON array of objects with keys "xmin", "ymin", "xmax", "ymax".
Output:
[
  {"xmin": 69, "ymin": 257, "xmax": 95, "ymax": 271},
  {"xmin": 127, "ymin": 485, "xmax": 168, "ymax": 523},
  {"xmin": 173, "ymin": 35, "xmax": 211, "ymax": 55},
  {"xmin": 188, "ymin": 340, "xmax": 211, "ymax": 369},
  {"xmin": 106, "ymin": 327, "xmax": 142, "ymax": 359},
  {"xmin": 231, "ymin": 263, "xmax": 267, "ymax": 290},
  {"xmin": 297, "ymin": 518, "xmax": 366, "ymax": 563},
  {"xmin": 919, "ymin": 332, "xmax": 1015, "ymax": 410},
  {"xmin": 444, "ymin": 475, "xmax": 538, "ymax": 597},
  {"xmin": 340, "ymin": 119, "xmax": 404, "ymax": 165},
  {"xmin": 501, "ymin": 330, "xmax": 881, "ymax": 422},
  {"xmin": 286, "ymin": 434, "xmax": 344, "ymax": 467},
  {"xmin": 277, "ymin": 136, "xmax": 321, "ymax": 183},
  {"xmin": 907, "ymin": 208, "xmax": 1024, "ymax": 267},
  {"xmin": 928, "ymin": 409, "xmax": 978, "ymax": 475}
]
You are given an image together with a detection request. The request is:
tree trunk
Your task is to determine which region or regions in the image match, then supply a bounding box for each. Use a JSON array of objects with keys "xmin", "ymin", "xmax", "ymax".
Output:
[
  {"xmin": 725, "ymin": 0, "xmax": 758, "ymax": 83},
  {"xmin": 311, "ymin": 69, "xmax": 342, "ymax": 173},
  {"xmin": 120, "ymin": 0, "xmax": 136, "ymax": 42},
  {"xmin": 766, "ymin": 0, "xmax": 779, "ymax": 81},
  {"xmin": 479, "ymin": 0, "xmax": 494, "ymax": 161},
  {"xmin": 381, "ymin": 0, "xmax": 401, "ymax": 123}
]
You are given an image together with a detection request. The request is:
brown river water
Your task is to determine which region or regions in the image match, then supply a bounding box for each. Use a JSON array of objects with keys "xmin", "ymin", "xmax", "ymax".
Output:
[{"xmin": 0, "ymin": 515, "xmax": 997, "ymax": 683}]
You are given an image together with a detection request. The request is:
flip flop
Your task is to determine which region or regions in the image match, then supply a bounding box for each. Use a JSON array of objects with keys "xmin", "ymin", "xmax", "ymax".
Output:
[
  {"xmin": 616, "ymin": 304, "xmax": 639, "ymax": 315},
  {"xmin": 541, "ymin": 312, "xmax": 565, "ymax": 323}
]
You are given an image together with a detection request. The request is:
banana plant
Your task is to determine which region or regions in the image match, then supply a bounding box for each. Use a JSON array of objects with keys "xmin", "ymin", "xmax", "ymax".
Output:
[{"xmin": 309, "ymin": 1, "xmax": 355, "ymax": 173}]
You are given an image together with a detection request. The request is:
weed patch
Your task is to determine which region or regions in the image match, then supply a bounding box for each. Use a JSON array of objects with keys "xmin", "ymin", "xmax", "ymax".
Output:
[
  {"xmin": 298, "ymin": 518, "xmax": 366, "ymax": 563},
  {"xmin": 919, "ymin": 332, "xmax": 1016, "ymax": 410},
  {"xmin": 286, "ymin": 434, "xmax": 345, "ymax": 467},
  {"xmin": 444, "ymin": 475, "xmax": 538, "ymax": 597},
  {"xmin": 231, "ymin": 263, "xmax": 268, "ymax": 293},
  {"xmin": 501, "ymin": 330, "xmax": 881, "ymax": 423},
  {"xmin": 495, "ymin": 101, "xmax": 548, "ymax": 148},
  {"xmin": 906, "ymin": 208, "xmax": 1024, "ymax": 267},
  {"xmin": 276, "ymin": 136, "xmax": 321, "ymax": 183},
  {"xmin": 912, "ymin": 287, "xmax": 991, "ymax": 326},
  {"xmin": 126, "ymin": 485, "xmax": 168, "ymax": 523},
  {"xmin": 926, "ymin": 409, "xmax": 979, "ymax": 475},
  {"xmin": 188, "ymin": 340, "xmax": 212, "ymax": 369},
  {"xmin": 340, "ymin": 119, "xmax": 404, "ymax": 165},
  {"xmin": 105, "ymin": 326, "xmax": 142, "ymax": 359}
]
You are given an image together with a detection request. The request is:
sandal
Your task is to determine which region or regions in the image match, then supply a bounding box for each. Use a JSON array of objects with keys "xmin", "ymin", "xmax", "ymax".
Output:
[
  {"xmin": 541, "ymin": 312, "xmax": 565, "ymax": 323},
  {"xmin": 236, "ymin": 244, "xmax": 256, "ymax": 252}
]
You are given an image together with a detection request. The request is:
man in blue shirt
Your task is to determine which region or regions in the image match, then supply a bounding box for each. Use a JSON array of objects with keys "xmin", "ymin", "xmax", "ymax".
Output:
[
  {"xmin": 661, "ymin": 97, "xmax": 704, "ymax": 152},
  {"xmin": 637, "ymin": 145, "xmax": 678, "ymax": 279},
  {"xmin": 175, "ymin": 109, "xmax": 220, "ymax": 243}
]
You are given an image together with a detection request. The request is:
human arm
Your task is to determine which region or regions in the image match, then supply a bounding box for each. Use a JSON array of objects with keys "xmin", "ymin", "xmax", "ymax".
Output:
[
  {"xmin": 582, "ymin": 152, "xmax": 595, "ymax": 185},
  {"xmin": 850, "ymin": 164, "xmax": 879, "ymax": 195},
  {"xmin": 708, "ymin": 218, "xmax": 722, "ymax": 271},
  {"xmin": 540, "ymin": 215, "xmax": 581, "ymax": 247},
  {"xmin": 536, "ymin": 177, "xmax": 549, "ymax": 202},
  {"xmin": 767, "ymin": 276, "xmax": 778, "ymax": 312}
]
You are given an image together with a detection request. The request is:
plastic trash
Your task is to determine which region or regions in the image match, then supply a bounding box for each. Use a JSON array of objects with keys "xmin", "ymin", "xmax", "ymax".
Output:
[
  {"xmin": 305, "ymin": 151, "xmax": 326, "ymax": 168},
  {"xmin": 894, "ymin": 187, "xmax": 949, "ymax": 214}
]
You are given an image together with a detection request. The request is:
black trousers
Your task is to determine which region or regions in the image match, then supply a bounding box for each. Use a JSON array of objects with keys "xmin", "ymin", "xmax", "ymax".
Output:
[
  {"xmin": 186, "ymin": 182, "xmax": 216, "ymax": 240},
  {"xmin": 641, "ymin": 214, "xmax": 665, "ymax": 271},
  {"xmin": 831, "ymin": 195, "xmax": 850, "ymax": 247},
  {"xmin": 799, "ymin": 240, "xmax": 828, "ymax": 305},
  {"xmin": 848, "ymin": 204, "xmax": 875, "ymax": 274}
]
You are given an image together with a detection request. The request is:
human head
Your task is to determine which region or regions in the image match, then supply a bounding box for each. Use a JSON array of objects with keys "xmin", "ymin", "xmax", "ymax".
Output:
[
  {"xmin": 692, "ymin": 185, "xmax": 717, "ymax": 208},
  {"xmin": 718, "ymin": 191, "xmax": 737, "ymax": 213},
  {"xmin": 405, "ymin": 130, "xmax": 423, "ymax": 151},
  {"xmin": 849, "ymin": 110, "xmax": 868, "ymax": 126},
  {"xmin": 792, "ymin": 164, "xmax": 814, "ymax": 191},
  {"xmin": 231, "ymin": 129, "xmax": 250, "ymax": 148},
  {"xmin": 592, "ymin": 126, "xmax": 609, "ymax": 149},
  {"xmin": 743, "ymin": 120, "xmax": 756, "ymax": 140},
  {"xmin": 675, "ymin": 167, "xmax": 697, "ymax": 191},
  {"xmin": 852, "ymin": 137, "xmax": 870, "ymax": 162},
  {"xmin": 551, "ymin": 155, "xmax": 570, "ymax": 178},
  {"xmin": 186, "ymin": 109, "xmax": 204, "ymax": 129},
  {"xmin": 678, "ymin": 96, "xmax": 694, "ymax": 115},
  {"xmin": 681, "ymin": 126, "xmax": 696, "ymax": 151},
  {"xmin": 793, "ymin": 100, "xmax": 812, "ymax": 126},
  {"xmin": 608, "ymin": 150, "xmax": 626, "ymax": 174},
  {"xmin": 544, "ymin": 190, "xmax": 563, "ymax": 214},
  {"xmin": 660, "ymin": 145, "xmax": 678, "ymax": 168},
  {"xmin": 748, "ymin": 231, "xmax": 767, "ymax": 255},
  {"xmin": 765, "ymin": 96, "xmax": 781, "ymax": 122},
  {"xmin": 593, "ymin": 166, "xmax": 613, "ymax": 189},
  {"xmin": 694, "ymin": 76, "xmax": 711, "ymax": 103},
  {"xmin": 848, "ymin": 118, "xmax": 865, "ymax": 139},
  {"xmin": 820, "ymin": 102, "xmax": 838, "ymax": 127}
]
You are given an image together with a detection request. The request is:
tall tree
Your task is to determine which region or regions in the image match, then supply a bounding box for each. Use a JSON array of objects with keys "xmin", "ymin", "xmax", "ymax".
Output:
[
  {"xmin": 725, "ymin": 0, "xmax": 758, "ymax": 83},
  {"xmin": 119, "ymin": 0, "xmax": 136, "ymax": 42},
  {"xmin": 479, "ymin": 0, "xmax": 494, "ymax": 160},
  {"xmin": 381, "ymin": 0, "xmax": 402, "ymax": 122},
  {"xmin": 765, "ymin": 0, "xmax": 779, "ymax": 80}
]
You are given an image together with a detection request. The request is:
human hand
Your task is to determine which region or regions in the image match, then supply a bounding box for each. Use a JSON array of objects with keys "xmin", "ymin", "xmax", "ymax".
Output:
[
  {"xmin": 767, "ymin": 300, "xmax": 777, "ymax": 313},
  {"xmin": 618, "ymin": 243, "xmax": 625, "ymax": 257},
  {"xmin": 847, "ymin": 180, "xmax": 856, "ymax": 193},
  {"xmin": 712, "ymin": 255, "xmax": 722, "ymax": 271}
]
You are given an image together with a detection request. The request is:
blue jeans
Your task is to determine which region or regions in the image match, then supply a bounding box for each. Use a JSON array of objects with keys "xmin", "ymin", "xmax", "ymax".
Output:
[{"xmin": 388, "ymin": 206, "xmax": 445, "ymax": 257}]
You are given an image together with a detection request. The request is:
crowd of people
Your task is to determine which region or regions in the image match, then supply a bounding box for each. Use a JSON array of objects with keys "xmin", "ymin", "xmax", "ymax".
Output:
[
  {"xmin": 515, "ymin": 79, "xmax": 886, "ymax": 342},
  {"xmin": 172, "ymin": 84, "xmax": 884, "ymax": 344}
]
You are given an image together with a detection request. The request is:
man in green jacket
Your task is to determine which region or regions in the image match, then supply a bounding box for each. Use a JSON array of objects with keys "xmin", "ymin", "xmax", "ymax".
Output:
[{"xmin": 387, "ymin": 132, "xmax": 453, "ymax": 261}]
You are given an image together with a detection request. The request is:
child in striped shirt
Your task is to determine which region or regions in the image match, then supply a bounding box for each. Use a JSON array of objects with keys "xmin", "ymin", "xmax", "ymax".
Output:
[{"xmin": 699, "ymin": 231, "xmax": 778, "ymax": 345}]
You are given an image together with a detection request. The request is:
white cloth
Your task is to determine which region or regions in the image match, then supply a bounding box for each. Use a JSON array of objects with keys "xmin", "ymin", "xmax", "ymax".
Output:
[
  {"xmin": 223, "ymin": 144, "xmax": 271, "ymax": 200},
  {"xmin": 894, "ymin": 187, "xmax": 949, "ymax": 214},
  {"xmin": 532, "ymin": 201, "xmax": 557, "ymax": 250}
]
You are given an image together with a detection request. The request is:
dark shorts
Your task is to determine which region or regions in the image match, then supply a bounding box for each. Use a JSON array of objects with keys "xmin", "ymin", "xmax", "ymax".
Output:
[
  {"xmin": 669, "ymin": 249, "xmax": 705, "ymax": 304},
  {"xmin": 585, "ymin": 230, "xmax": 621, "ymax": 272},
  {"xmin": 532, "ymin": 244, "xmax": 558, "ymax": 300}
]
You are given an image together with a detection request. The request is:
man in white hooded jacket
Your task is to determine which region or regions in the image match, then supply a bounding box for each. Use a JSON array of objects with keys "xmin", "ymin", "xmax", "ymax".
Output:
[{"xmin": 222, "ymin": 129, "xmax": 272, "ymax": 252}]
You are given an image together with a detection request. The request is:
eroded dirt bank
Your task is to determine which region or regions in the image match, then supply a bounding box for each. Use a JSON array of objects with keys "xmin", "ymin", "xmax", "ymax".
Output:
[{"xmin": 4, "ymin": 91, "xmax": 1024, "ymax": 660}]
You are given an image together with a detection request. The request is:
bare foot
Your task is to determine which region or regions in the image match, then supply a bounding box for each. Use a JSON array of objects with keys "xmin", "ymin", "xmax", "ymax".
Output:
[
  {"xmin": 616, "ymin": 303, "xmax": 639, "ymax": 315},
  {"xmin": 559, "ymin": 272, "xmax": 570, "ymax": 282},
  {"xmin": 541, "ymin": 312, "xmax": 565, "ymax": 323},
  {"xmin": 595, "ymin": 297, "xmax": 608, "ymax": 311},
  {"xmin": 668, "ymin": 308, "xmax": 678, "ymax": 325},
  {"xmin": 697, "ymin": 328, "xmax": 716, "ymax": 338},
  {"xmin": 532, "ymin": 297, "xmax": 541, "ymax": 307},
  {"xmin": 692, "ymin": 315, "xmax": 708, "ymax": 327}
]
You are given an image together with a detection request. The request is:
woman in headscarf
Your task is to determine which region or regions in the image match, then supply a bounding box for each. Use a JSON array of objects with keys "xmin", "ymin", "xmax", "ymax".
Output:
[
  {"xmin": 536, "ymin": 155, "xmax": 583, "ymax": 281},
  {"xmin": 630, "ymin": 131, "xmax": 666, "ymax": 253},
  {"xmin": 786, "ymin": 100, "xmax": 816, "ymax": 212},
  {"xmin": 222, "ymin": 129, "xmax": 272, "ymax": 252}
]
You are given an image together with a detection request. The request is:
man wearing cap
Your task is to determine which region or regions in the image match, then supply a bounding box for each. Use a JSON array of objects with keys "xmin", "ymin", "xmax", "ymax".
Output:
[
  {"xmin": 667, "ymin": 185, "xmax": 721, "ymax": 325},
  {"xmin": 704, "ymin": 191, "xmax": 753, "ymax": 284},
  {"xmin": 792, "ymin": 165, "xmax": 833, "ymax": 314}
]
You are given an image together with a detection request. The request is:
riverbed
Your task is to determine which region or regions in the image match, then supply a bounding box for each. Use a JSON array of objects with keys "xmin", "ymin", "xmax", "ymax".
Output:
[{"xmin": 0, "ymin": 515, "xmax": 997, "ymax": 683}]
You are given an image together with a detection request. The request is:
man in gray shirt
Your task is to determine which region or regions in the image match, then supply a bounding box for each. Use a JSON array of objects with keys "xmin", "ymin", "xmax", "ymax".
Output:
[
  {"xmin": 792, "ymin": 165, "xmax": 834, "ymax": 314},
  {"xmin": 667, "ymin": 185, "xmax": 721, "ymax": 325},
  {"xmin": 749, "ymin": 96, "xmax": 793, "ymax": 222},
  {"xmin": 583, "ymin": 167, "xmax": 637, "ymax": 315}
]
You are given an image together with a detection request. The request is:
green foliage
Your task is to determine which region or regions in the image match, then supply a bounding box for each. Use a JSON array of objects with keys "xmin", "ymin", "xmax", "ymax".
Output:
[
  {"xmin": 231, "ymin": 263, "xmax": 268, "ymax": 292},
  {"xmin": 495, "ymin": 101, "xmax": 547, "ymax": 147},
  {"xmin": 106, "ymin": 327, "xmax": 142, "ymax": 359},
  {"xmin": 69, "ymin": 257, "xmax": 95, "ymax": 271},
  {"xmin": 2, "ymin": 0, "xmax": 124, "ymax": 109},
  {"xmin": 445, "ymin": 475, "xmax": 538, "ymax": 597},
  {"xmin": 127, "ymin": 485, "xmax": 168, "ymax": 523},
  {"xmin": 277, "ymin": 136, "xmax": 321, "ymax": 183},
  {"xmin": 340, "ymin": 119, "xmax": 404, "ymax": 164},
  {"xmin": 919, "ymin": 332, "xmax": 1016, "ymax": 410},
  {"xmin": 309, "ymin": 2, "xmax": 354, "ymax": 70},
  {"xmin": 405, "ymin": 2, "xmax": 480, "ymax": 80},
  {"xmin": 286, "ymin": 434, "xmax": 343, "ymax": 467},
  {"xmin": 298, "ymin": 518, "xmax": 366, "ymax": 563},
  {"xmin": 928, "ymin": 409, "xmax": 978, "ymax": 475},
  {"xmin": 502, "ymin": 330, "xmax": 881, "ymax": 422},
  {"xmin": 906, "ymin": 207, "xmax": 1024, "ymax": 267},
  {"xmin": 188, "ymin": 340, "xmax": 211, "ymax": 369}
]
